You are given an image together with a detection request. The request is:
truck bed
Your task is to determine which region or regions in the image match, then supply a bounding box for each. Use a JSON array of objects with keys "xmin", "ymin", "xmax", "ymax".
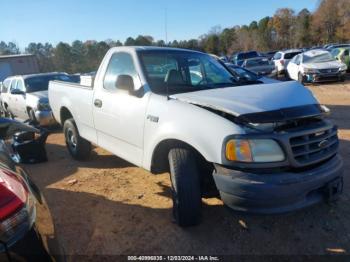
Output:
[
  {"xmin": 51, "ymin": 80, "xmax": 94, "ymax": 90},
  {"xmin": 49, "ymin": 80, "xmax": 97, "ymax": 144}
]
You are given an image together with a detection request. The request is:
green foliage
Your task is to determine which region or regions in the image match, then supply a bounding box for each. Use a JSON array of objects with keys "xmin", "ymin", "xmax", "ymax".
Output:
[{"xmin": 0, "ymin": 41, "xmax": 20, "ymax": 55}]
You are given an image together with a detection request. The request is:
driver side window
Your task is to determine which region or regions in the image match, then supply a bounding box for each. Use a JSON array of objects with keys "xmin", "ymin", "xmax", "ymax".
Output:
[
  {"xmin": 16, "ymin": 79, "xmax": 25, "ymax": 92},
  {"xmin": 2, "ymin": 79, "xmax": 11, "ymax": 93},
  {"xmin": 188, "ymin": 58, "xmax": 203, "ymax": 85},
  {"xmin": 103, "ymin": 52, "xmax": 138, "ymax": 91}
]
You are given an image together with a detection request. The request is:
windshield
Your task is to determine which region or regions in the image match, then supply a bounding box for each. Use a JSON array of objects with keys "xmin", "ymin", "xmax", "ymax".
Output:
[
  {"xmin": 303, "ymin": 52, "xmax": 336, "ymax": 63},
  {"xmin": 25, "ymin": 74, "xmax": 72, "ymax": 93},
  {"xmin": 284, "ymin": 52, "xmax": 301, "ymax": 59},
  {"xmin": 226, "ymin": 64, "xmax": 259, "ymax": 81},
  {"xmin": 245, "ymin": 58, "xmax": 271, "ymax": 67},
  {"xmin": 138, "ymin": 50, "xmax": 237, "ymax": 95}
]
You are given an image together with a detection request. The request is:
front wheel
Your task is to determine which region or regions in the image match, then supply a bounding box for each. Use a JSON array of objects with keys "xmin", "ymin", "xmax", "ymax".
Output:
[
  {"xmin": 63, "ymin": 118, "xmax": 91, "ymax": 160},
  {"xmin": 298, "ymin": 73, "xmax": 305, "ymax": 84},
  {"xmin": 168, "ymin": 148, "xmax": 202, "ymax": 227},
  {"xmin": 28, "ymin": 109, "xmax": 38, "ymax": 125}
]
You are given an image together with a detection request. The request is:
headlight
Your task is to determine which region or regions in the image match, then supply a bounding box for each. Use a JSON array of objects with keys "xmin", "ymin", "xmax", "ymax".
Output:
[
  {"xmin": 225, "ymin": 139, "xmax": 285, "ymax": 163},
  {"xmin": 339, "ymin": 64, "xmax": 347, "ymax": 71},
  {"xmin": 37, "ymin": 102, "xmax": 51, "ymax": 111},
  {"xmin": 304, "ymin": 68, "xmax": 318, "ymax": 74}
]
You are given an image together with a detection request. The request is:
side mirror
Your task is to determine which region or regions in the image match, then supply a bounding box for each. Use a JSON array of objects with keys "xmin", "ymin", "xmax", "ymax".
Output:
[
  {"xmin": 10, "ymin": 89, "xmax": 25, "ymax": 95},
  {"xmin": 116, "ymin": 75, "xmax": 134, "ymax": 93}
]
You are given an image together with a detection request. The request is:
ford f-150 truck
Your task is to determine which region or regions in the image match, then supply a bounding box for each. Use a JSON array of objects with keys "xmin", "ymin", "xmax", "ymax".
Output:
[{"xmin": 49, "ymin": 47, "xmax": 344, "ymax": 227}]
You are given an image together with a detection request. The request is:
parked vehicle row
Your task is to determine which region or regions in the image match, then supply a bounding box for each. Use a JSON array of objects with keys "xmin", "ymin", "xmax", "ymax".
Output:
[
  {"xmin": 226, "ymin": 44, "xmax": 349, "ymax": 83},
  {"xmin": 331, "ymin": 47, "xmax": 350, "ymax": 70},
  {"xmin": 231, "ymin": 51, "xmax": 261, "ymax": 66},
  {"xmin": 272, "ymin": 49, "xmax": 302, "ymax": 77},
  {"xmin": 49, "ymin": 46, "xmax": 343, "ymax": 227},
  {"xmin": 224, "ymin": 63, "xmax": 279, "ymax": 84},
  {"xmin": 241, "ymin": 57, "xmax": 276, "ymax": 77},
  {"xmin": 286, "ymin": 49, "xmax": 347, "ymax": 83}
]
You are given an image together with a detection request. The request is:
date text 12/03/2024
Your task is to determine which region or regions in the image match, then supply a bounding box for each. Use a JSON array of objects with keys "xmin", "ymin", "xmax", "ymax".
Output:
[{"xmin": 127, "ymin": 256, "xmax": 220, "ymax": 261}]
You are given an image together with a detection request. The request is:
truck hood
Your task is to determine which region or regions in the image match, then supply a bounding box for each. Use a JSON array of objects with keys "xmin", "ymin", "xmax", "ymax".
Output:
[
  {"xmin": 27, "ymin": 90, "xmax": 49, "ymax": 102},
  {"xmin": 170, "ymin": 81, "xmax": 321, "ymax": 123}
]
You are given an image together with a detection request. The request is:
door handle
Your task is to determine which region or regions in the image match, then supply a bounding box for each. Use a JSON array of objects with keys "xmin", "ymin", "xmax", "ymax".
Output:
[{"xmin": 94, "ymin": 99, "xmax": 102, "ymax": 108}]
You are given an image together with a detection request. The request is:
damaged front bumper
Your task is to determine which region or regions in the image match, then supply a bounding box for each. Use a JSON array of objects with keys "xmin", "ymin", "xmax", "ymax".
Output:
[
  {"xmin": 304, "ymin": 71, "xmax": 346, "ymax": 83},
  {"xmin": 213, "ymin": 155, "xmax": 343, "ymax": 214},
  {"xmin": 34, "ymin": 110, "xmax": 57, "ymax": 126}
]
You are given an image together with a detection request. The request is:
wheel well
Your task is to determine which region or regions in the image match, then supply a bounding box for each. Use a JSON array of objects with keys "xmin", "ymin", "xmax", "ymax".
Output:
[
  {"xmin": 60, "ymin": 107, "xmax": 73, "ymax": 125},
  {"xmin": 151, "ymin": 139, "xmax": 213, "ymax": 174},
  {"xmin": 151, "ymin": 139, "xmax": 216, "ymax": 195}
]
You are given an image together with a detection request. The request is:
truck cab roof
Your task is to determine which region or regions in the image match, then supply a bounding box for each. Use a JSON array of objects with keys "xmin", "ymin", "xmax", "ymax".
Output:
[{"xmin": 108, "ymin": 46, "xmax": 205, "ymax": 54}]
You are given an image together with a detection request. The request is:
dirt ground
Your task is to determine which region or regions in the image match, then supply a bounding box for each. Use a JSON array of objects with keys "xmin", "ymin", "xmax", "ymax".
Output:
[{"xmin": 23, "ymin": 80, "xmax": 350, "ymax": 257}]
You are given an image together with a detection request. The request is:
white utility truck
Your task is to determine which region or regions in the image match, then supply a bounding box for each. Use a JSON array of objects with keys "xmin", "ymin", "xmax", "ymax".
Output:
[{"xmin": 49, "ymin": 47, "xmax": 343, "ymax": 227}]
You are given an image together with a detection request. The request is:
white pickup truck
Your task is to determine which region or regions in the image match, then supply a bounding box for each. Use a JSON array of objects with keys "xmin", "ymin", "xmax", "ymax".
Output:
[{"xmin": 49, "ymin": 47, "xmax": 344, "ymax": 227}]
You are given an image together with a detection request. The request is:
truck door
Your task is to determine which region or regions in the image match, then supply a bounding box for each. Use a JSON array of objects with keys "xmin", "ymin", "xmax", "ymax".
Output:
[
  {"xmin": 14, "ymin": 79, "xmax": 27, "ymax": 119},
  {"xmin": 92, "ymin": 51, "xmax": 148, "ymax": 166}
]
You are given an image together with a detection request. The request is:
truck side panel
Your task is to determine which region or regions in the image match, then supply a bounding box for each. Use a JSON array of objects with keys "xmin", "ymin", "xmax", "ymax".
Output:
[
  {"xmin": 142, "ymin": 94, "xmax": 245, "ymax": 170},
  {"xmin": 49, "ymin": 81, "xmax": 98, "ymax": 144}
]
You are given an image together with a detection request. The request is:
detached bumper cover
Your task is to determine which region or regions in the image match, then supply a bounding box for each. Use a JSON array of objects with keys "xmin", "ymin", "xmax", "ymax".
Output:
[{"xmin": 213, "ymin": 155, "xmax": 344, "ymax": 214}]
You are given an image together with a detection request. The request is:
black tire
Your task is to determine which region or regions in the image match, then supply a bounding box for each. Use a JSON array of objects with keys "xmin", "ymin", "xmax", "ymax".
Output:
[
  {"xmin": 28, "ymin": 109, "xmax": 38, "ymax": 125},
  {"xmin": 298, "ymin": 73, "xmax": 305, "ymax": 84},
  {"xmin": 63, "ymin": 118, "xmax": 91, "ymax": 160},
  {"xmin": 168, "ymin": 148, "xmax": 202, "ymax": 227},
  {"xmin": 9, "ymin": 110, "xmax": 15, "ymax": 120}
]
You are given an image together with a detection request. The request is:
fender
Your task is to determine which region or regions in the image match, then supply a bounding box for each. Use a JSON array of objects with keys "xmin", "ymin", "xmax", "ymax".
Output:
[{"xmin": 142, "ymin": 95, "xmax": 245, "ymax": 171}]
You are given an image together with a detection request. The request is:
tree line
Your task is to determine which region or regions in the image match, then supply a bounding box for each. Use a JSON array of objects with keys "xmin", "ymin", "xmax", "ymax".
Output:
[{"xmin": 0, "ymin": 0, "xmax": 349, "ymax": 74}]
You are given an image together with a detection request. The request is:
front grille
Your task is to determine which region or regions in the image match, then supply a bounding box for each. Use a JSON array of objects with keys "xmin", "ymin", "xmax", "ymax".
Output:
[
  {"xmin": 319, "ymin": 68, "xmax": 339, "ymax": 74},
  {"xmin": 289, "ymin": 125, "xmax": 338, "ymax": 166}
]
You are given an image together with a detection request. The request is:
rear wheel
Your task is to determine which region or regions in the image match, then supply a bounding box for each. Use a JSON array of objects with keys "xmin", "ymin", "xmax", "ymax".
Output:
[
  {"xmin": 168, "ymin": 148, "xmax": 202, "ymax": 227},
  {"xmin": 63, "ymin": 118, "xmax": 91, "ymax": 160}
]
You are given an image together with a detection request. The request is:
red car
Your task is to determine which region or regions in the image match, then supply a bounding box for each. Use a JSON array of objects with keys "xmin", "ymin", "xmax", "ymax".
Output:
[{"xmin": 0, "ymin": 118, "xmax": 63, "ymax": 261}]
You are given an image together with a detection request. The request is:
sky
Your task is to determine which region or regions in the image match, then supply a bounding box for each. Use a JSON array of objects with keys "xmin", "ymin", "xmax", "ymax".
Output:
[{"xmin": 2, "ymin": 0, "xmax": 319, "ymax": 49}]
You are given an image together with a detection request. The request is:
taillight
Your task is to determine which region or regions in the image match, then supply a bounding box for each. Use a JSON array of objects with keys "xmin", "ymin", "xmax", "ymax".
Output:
[
  {"xmin": 280, "ymin": 60, "xmax": 285, "ymax": 66},
  {"xmin": 0, "ymin": 167, "xmax": 35, "ymax": 249},
  {"xmin": 0, "ymin": 169, "xmax": 27, "ymax": 221}
]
